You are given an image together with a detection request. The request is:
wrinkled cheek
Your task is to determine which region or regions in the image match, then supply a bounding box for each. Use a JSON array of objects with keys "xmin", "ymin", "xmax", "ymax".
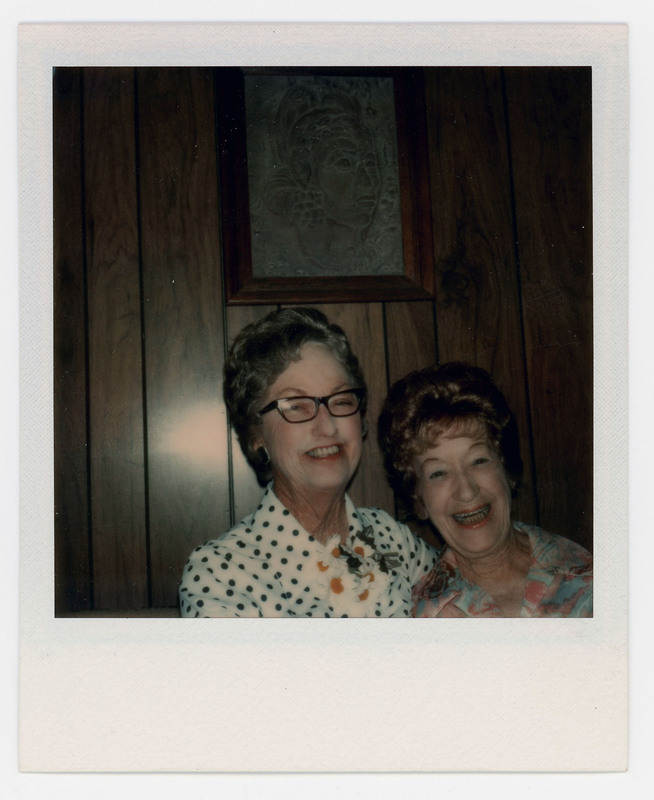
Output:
[{"xmin": 435, "ymin": 521, "xmax": 460, "ymax": 551}]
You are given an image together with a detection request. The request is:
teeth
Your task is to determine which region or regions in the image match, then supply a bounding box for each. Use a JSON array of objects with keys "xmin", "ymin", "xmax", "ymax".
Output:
[
  {"xmin": 307, "ymin": 445, "xmax": 340, "ymax": 458},
  {"xmin": 453, "ymin": 505, "xmax": 490, "ymax": 525}
]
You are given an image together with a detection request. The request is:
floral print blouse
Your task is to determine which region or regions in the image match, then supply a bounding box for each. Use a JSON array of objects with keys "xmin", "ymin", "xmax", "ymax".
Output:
[
  {"xmin": 179, "ymin": 485, "xmax": 436, "ymax": 618},
  {"xmin": 412, "ymin": 522, "xmax": 593, "ymax": 618}
]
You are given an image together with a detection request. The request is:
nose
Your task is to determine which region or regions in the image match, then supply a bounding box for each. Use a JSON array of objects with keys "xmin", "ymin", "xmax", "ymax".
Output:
[
  {"xmin": 355, "ymin": 162, "xmax": 379, "ymax": 195},
  {"xmin": 311, "ymin": 401, "xmax": 338, "ymax": 435},
  {"xmin": 452, "ymin": 470, "xmax": 479, "ymax": 503},
  {"xmin": 356, "ymin": 162, "xmax": 372, "ymax": 189}
]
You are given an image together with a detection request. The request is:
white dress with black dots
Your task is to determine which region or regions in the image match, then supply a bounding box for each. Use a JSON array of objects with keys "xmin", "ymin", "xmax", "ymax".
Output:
[{"xmin": 179, "ymin": 484, "xmax": 437, "ymax": 618}]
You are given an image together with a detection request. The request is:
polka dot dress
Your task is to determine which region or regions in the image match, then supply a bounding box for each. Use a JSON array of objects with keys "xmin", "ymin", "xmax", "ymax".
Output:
[{"xmin": 179, "ymin": 485, "xmax": 437, "ymax": 618}]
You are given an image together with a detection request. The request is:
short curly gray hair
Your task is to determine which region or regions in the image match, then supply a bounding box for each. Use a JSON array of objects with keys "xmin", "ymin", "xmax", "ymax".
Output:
[{"xmin": 224, "ymin": 307, "xmax": 368, "ymax": 483}]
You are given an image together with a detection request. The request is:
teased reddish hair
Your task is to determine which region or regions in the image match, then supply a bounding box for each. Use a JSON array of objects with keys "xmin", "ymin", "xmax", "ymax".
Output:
[{"xmin": 378, "ymin": 362, "xmax": 522, "ymax": 514}]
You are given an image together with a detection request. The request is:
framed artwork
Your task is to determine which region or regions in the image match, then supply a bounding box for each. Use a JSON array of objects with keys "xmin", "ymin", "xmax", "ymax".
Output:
[{"xmin": 217, "ymin": 67, "xmax": 436, "ymax": 304}]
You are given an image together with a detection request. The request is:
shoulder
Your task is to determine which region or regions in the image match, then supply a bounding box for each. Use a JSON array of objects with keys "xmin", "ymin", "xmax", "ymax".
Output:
[
  {"xmin": 354, "ymin": 504, "xmax": 437, "ymax": 572},
  {"xmin": 194, "ymin": 487, "xmax": 276, "ymax": 551},
  {"xmin": 355, "ymin": 505, "xmax": 415, "ymax": 545},
  {"xmin": 182, "ymin": 512, "xmax": 261, "ymax": 572},
  {"xmin": 515, "ymin": 521, "xmax": 593, "ymax": 575},
  {"xmin": 356, "ymin": 505, "xmax": 400, "ymax": 528}
]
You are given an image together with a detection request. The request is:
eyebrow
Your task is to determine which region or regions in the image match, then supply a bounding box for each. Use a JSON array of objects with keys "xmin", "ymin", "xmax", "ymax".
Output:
[
  {"xmin": 273, "ymin": 382, "xmax": 351, "ymax": 398},
  {"xmin": 418, "ymin": 439, "xmax": 490, "ymax": 466}
]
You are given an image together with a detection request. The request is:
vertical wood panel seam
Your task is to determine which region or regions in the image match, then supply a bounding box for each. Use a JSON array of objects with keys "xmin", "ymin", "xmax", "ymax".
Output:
[
  {"xmin": 380, "ymin": 303, "xmax": 399, "ymax": 519},
  {"xmin": 380, "ymin": 303, "xmax": 391, "ymax": 395},
  {"xmin": 500, "ymin": 68, "xmax": 540, "ymax": 526},
  {"xmin": 133, "ymin": 68, "xmax": 153, "ymax": 607},
  {"xmin": 431, "ymin": 299, "xmax": 440, "ymax": 365},
  {"xmin": 79, "ymin": 68, "xmax": 95, "ymax": 610},
  {"xmin": 213, "ymin": 68, "xmax": 236, "ymax": 530}
]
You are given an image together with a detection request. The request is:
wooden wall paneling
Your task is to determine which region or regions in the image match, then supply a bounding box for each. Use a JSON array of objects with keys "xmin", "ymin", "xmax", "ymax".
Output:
[
  {"xmin": 83, "ymin": 68, "xmax": 148, "ymax": 609},
  {"xmin": 425, "ymin": 67, "xmax": 538, "ymax": 525},
  {"xmin": 225, "ymin": 305, "xmax": 278, "ymax": 525},
  {"xmin": 383, "ymin": 300, "xmax": 439, "ymax": 545},
  {"xmin": 384, "ymin": 300, "xmax": 437, "ymax": 384},
  {"xmin": 504, "ymin": 67, "xmax": 593, "ymax": 550},
  {"xmin": 319, "ymin": 303, "xmax": 394, "ymax": 513},
  {"xmin": 136, "ymin": 68, "xmax": 230, "ymax": 607},
  {"xmin": 426, "ymin": 68, "xmax": 513, "ymax": 364},
  {"xmin": 53, "ymin": 68, "xmax": 91, "ymax": 613}
]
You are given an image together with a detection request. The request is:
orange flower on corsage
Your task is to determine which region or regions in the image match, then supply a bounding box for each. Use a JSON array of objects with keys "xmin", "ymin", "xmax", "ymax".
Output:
[{"xmin": 315, "ymin": 526, "xmax": 402, "ymax": 616}]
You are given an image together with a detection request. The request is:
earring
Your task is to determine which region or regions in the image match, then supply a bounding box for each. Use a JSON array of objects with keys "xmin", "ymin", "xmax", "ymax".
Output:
[{"xmin": 256, "ymin": 446, "xmax": 271, "ymax": 466}]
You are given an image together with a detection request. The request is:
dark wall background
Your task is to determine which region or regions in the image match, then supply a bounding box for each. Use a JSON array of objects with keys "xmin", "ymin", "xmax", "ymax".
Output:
[{"xmin": 53, "ymin": 66, "xmax": 593, "ymax": 615}]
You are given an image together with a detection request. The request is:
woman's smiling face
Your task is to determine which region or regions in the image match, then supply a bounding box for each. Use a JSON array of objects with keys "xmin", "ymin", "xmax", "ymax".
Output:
[
  {"xmin": 414, "ymin": 429, "xmax": 513, "ymax": 560},
  {"xmin": 253, "ymin": 343, "xmax": 363, "ymax": 502}
]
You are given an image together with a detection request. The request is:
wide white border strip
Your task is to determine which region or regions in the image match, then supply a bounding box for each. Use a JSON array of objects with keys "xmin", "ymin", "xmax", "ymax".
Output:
[
  {"xmin": 20, "ymin": 21, "xmax": 623, "ymax": 67},
  {"xmin": 18, "ymin": 22, "xmax": 628, "ymax": 772}
]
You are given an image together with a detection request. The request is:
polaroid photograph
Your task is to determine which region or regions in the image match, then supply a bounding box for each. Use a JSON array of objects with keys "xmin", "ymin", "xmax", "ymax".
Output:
[{"xmin": 18, "ymin": 22, "xmax": 628, "ymax": 774}]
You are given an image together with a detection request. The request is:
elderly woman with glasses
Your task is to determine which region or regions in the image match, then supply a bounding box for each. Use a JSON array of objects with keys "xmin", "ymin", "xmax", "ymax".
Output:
[{"xmin": 179, "ymin": 307, "xmax": 436, "ymax": 618}]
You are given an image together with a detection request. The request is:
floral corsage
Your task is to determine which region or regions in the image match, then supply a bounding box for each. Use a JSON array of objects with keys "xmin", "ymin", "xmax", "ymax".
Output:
[{"xmin": 314, "ymin": 526, "xmax": 402, "ymax": 616}]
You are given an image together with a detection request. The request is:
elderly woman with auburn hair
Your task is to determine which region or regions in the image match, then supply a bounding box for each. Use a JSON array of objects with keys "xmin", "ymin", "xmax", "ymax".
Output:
[{"xmin": 378, "ymin": 362, "xmax": 592, "ymax": 618}]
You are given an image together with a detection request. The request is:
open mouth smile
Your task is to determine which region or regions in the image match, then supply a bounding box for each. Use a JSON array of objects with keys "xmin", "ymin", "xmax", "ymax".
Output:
[
  {"xmin": 306, "ymin": 445, "xmax": 341, "ymax": 459},
  {"xmin": 452, "ymin": 504, "xmax": 491, "ymax": 527}
]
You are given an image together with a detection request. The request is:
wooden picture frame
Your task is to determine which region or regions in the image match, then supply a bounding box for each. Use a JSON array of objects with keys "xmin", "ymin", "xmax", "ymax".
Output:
[{"xmin": 216, "ymin": 67, "xmax": 435, "ymax": 304}]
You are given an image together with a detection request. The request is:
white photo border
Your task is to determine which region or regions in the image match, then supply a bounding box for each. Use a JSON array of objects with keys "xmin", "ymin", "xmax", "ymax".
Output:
[{"xmin": 18, "ymin": 22, "xmax": 628, "ymax": 773}]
